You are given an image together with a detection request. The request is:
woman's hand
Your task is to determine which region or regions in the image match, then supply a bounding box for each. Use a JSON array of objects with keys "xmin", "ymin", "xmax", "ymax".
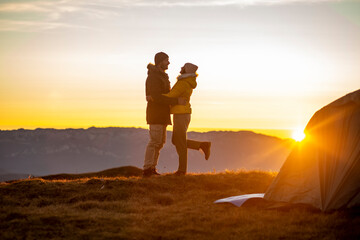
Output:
[{"xmin": 178, "ymin": 97, "xmax": 187, "ymax": 105}]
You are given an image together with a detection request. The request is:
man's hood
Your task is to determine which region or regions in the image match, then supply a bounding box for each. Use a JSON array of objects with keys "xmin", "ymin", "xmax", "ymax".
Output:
[
  {"xmin": 177, "ymin": 73, "xmax": 198, "ymax": 89},
  {"xmin": 147, "ymin": 63, "xmax": 157, "ymax": 72},
  {"xmin": 147, "ymin": 63, "xmax": 168, "ymax": 79}
]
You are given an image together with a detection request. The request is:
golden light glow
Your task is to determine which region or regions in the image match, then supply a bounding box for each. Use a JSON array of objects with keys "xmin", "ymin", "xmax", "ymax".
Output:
[
  {"xmin": 0, "ymin": 1, "xmax": 358, "ymax": 141},
  {"xmin": 292, "ymin": 127, "xmax": 306, "ymax": 142}
]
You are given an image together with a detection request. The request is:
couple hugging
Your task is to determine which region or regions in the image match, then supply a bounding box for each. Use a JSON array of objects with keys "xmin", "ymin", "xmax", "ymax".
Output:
[{"xmin": 143, "ymin": 52, "xmax": 211, "ymax": 177}]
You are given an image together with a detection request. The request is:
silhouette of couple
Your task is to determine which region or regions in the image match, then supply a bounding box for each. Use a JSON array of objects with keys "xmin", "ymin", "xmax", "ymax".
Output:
[{"xmin": 143, "ymin": 52, "xmax": 211, "ymax": 177}]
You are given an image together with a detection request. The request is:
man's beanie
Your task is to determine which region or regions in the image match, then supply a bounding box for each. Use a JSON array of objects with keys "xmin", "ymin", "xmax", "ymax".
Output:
[{"xmin": 155, "ymin": 52, "xmax": 169, "ymax": 65}]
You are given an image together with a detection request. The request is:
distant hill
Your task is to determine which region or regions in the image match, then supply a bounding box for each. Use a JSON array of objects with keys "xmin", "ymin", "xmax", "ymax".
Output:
[
  {"xmin": 0, "ymin": 127, "xmax": 294, "ymax": 177},
  {"xmin": 0, "ymin": 168, "xmax": 29, "ymax": 182}
]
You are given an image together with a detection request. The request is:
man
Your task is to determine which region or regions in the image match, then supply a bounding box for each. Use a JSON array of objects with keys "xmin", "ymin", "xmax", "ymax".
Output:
[{"xmin": 143, "ymin": 52, "xmax": 185, "ymax": 177}]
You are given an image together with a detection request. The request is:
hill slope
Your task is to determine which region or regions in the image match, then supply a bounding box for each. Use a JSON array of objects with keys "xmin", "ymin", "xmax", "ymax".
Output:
[
  {"xmin": 40, "ymin": 166, "xmax": 143, "ymax": 180},
  {"xmin": 1, "ymin": 169, "xmax": 359, "ymax": 239}
]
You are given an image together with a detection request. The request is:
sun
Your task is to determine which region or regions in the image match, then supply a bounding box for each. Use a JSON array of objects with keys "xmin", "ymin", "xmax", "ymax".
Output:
[{"xmin": 292, "ymin": 127, "xmax": 306, "ymax": 142}]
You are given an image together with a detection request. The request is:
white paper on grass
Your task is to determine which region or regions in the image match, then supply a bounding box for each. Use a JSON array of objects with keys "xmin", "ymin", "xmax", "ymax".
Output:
[{"xmin": 214, "ymin": 193, "xmax": 265, "ymax": 207}]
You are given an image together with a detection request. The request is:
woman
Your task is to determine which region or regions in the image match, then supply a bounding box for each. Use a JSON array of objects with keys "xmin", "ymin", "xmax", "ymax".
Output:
[{"xmin": 163, "ymin": 63, "xmax": 211, "ymax": 175}]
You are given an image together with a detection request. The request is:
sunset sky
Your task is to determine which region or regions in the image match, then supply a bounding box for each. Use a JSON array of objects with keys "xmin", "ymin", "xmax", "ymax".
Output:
[{"xmin": 1, "ymin": 0, "xmax": 359, "ymax": 139}]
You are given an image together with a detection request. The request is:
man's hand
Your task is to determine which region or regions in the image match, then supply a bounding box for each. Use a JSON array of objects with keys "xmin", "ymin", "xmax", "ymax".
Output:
[
  {"xmin": 146, "ymin": 95, "xmax": 154, "ymax": 102},
  {"xmin": 178, "ymin": 97, "xmax": 187, "ymax": 105}
]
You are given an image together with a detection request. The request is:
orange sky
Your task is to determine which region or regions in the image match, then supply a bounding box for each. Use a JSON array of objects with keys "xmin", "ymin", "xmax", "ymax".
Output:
[{"xmin": 1, "ymin": 0, "xmax": 360, "ymax": 139}]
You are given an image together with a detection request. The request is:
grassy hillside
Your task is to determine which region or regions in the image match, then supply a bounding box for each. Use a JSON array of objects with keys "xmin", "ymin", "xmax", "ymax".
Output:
[{"xmin": 1, "ymin": 168, "xmax": 359, "ymax": 240}]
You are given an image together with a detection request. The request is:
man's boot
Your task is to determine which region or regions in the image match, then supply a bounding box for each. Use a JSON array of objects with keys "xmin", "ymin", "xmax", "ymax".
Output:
[
  {"xmin": 143, "ymin": 168, "xmax": 153, "ymax": 177},
  {"xmin": 152, "ymin": 168, "xmax": 161, "ymax": 176}
]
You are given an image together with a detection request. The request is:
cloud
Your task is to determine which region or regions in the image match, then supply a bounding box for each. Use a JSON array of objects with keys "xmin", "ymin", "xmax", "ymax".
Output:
[
  {"xmin": 0, "ymin": 0, "xmax": 347, "ymax": 32},
  {"xmin": 0, "ymin": 1, "xmax": 74, "ymax": 13},
  {"xmin": 105, "ymin": 0, "xmax": 344, "ymax": 7},
  {"xmin": 0, "ymin": 19, "xmax": 89, "ymax": 32},
  {"xmin": 0, "ymin": 0, "xmax": 345, "ymax": 13},
  {"xmin": 0, "ymin": 0, "xmax": 123, "ymax": 32}
]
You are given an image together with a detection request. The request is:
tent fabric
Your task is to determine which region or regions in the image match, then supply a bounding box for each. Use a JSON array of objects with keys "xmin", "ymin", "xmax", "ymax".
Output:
[
  {"xmin": 214, "ymin": 194, "xmax": 265, "ymax": 207},
  {"xmin": 264, "ymin": 89, "xmax": 360, "ymax": 212}
]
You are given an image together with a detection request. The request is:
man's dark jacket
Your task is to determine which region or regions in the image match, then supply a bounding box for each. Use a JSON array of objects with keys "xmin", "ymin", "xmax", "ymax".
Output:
[{"xmin": 146, "ymin": 64, "xmax": 178, "ymax": 125}]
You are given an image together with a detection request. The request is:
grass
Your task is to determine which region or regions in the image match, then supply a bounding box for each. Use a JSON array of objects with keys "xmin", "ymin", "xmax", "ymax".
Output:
[{"xmin": 1, "ymin": 169, "xmax": 359, "ymax": 240}]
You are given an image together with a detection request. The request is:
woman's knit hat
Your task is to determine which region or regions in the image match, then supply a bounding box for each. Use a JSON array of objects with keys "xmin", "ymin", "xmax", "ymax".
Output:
[{"xmin": 184, "ymin": 63, "xmax": 198, "ymax": 73}]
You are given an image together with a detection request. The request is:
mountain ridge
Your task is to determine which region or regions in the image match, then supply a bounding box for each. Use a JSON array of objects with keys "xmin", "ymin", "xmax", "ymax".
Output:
[{"xmin": 0, "ymin": 127, "xmax": 294, "ymax": 180}]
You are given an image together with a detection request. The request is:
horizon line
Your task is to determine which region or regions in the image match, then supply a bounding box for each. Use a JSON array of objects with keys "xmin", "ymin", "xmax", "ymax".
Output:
[{"xmin": 0, "ymin": 126, "xmax": 294, "ymax": 139}]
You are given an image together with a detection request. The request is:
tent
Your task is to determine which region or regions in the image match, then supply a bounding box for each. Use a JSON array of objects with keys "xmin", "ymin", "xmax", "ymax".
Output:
[
  {"xmin": 264, "ymin": 89, "xmax": 360, "ymax": 211},
  {"xmin": 215, "ymin": 89, "xmax": 360, "ymax": 212}
]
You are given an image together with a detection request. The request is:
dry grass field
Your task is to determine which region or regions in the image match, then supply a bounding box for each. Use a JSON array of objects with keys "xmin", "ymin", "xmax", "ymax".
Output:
[{"xmin": 1, "ymin": 168, "xmax": 359, "ymax": 240}]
